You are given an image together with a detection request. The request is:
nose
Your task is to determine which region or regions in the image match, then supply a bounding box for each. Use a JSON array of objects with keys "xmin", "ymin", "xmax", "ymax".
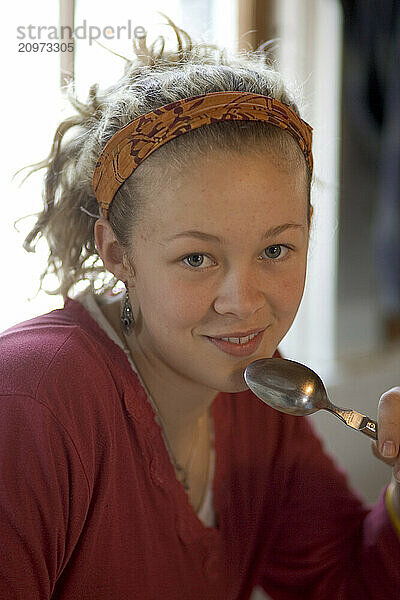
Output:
[{"xmin": 213, "ymin": 263, "xmax": 266, "ymax": 320}]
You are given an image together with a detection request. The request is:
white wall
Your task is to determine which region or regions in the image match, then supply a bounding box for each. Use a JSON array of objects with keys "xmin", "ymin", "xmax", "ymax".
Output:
[{"xmin": 276, "ymin": 0, "xmax": 342, "ymax": 384}]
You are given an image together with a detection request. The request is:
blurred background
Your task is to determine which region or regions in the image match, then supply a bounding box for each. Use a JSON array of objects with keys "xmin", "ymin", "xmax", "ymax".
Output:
[{"xmin": 1, "ymin": 4, "xmax": 399, "ymax": 596}]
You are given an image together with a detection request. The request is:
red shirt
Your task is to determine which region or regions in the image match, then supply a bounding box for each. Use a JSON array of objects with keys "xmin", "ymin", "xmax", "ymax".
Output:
[{"xmin": 0, "ymin": 296, "xmax": 399, "ymax": 599}]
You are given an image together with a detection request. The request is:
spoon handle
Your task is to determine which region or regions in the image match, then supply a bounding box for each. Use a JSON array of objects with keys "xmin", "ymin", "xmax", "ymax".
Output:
[
  {"xmin": 328, "ymin": 407, "xmax": 378, "ymax": 440},
  {"xmin": 356, "ymin": 416, "xmax": 378, "ymax": 440}
]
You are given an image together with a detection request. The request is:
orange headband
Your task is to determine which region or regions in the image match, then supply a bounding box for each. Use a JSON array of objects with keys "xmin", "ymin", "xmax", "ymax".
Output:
[{"xmin": 92, "ymin": 91, "xmax": 313, "ymax": 220}]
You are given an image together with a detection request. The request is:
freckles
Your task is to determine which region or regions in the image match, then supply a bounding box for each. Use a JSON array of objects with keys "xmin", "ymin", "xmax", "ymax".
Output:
[
  {"xmin": 275, "ymin": 270, "xmax": 303, "ymax": 292},
  {"xmin": 173, "ymin": 289, "xmax": 212, "ymax": 327},
  {"xmin": 273, "ymin": 274, "xmax": 305, "ymax": 312}
]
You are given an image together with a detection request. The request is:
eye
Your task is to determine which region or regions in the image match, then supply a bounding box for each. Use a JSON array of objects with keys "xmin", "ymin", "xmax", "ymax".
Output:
[
  {"xmin": 260, "ymin": 245, "xmax": 290, "ymax": 260},
  {"xmin": 182, "ymin": 253, "xmax": 215, "ymax": 269}
]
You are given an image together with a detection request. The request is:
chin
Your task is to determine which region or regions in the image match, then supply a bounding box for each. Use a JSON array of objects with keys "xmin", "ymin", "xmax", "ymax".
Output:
[
  {"xmin": 212, "ymin": 368, "xmax": 252, "ymax": 394},
  {"xmin": 217, "ymin": 350, "xmax": 277, "ymax": 394}
]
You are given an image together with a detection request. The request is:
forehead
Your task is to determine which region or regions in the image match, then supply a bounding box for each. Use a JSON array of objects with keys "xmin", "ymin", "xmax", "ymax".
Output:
[{"xmin": 143, "ymin": 152, "xmax": 308, "ymax": 236}]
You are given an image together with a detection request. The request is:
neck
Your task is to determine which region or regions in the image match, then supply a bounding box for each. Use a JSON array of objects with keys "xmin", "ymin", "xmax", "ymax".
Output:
[
  {"xmin": 97, "ymin": 289, "xmax": 217, "ymax": 449},
  {"xmin": 97, "ymin": 289, "xmax": 216, "ymax": 483},
  {"xmin": 103, "ymin": 300, "xmax": 216, "ymax": 454},
  {"xmin": 124, "ymin": 327, "xmax": 216, "ymax": 450}
]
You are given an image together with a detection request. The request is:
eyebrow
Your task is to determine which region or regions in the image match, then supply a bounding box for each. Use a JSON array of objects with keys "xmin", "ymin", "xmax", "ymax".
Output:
[{"xmin": 163, "ymin": 223, "xmax": 305, "ymax": 244}]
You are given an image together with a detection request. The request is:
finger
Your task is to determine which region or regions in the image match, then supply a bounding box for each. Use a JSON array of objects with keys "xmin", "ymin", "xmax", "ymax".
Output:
[
  {"xmin": 371, "ymin": 440, "xmax": 396, "ymax": 466},
  {"xmin": 370, "ymin": 439, "xmax": 400, "ymax": 483},
  {"xmin": 377, "ymin": 387, "xmax": 400, "ymax": 459}
]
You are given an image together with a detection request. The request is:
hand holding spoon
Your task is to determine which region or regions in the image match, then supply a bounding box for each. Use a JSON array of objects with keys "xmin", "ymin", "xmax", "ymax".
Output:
[{"xmin": 244, "ymin": 358, "xmax": 377, "ymax": 440}]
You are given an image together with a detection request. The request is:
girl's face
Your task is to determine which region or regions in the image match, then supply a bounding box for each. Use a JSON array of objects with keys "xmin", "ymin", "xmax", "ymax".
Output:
[{"xmin": 127, "ymin": 151, "xmax": 310, "ymax": 394}]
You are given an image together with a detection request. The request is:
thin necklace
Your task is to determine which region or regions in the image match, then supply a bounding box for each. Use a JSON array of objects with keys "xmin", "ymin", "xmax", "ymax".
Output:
[{"xmin": 120, "ymin": 325, "xmax": 210, "ymax": 498}]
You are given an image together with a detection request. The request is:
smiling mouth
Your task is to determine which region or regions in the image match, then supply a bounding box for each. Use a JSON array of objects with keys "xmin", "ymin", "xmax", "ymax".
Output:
[
  {"xmin": 210, "ymin": 332, "xmax": 260, "ymax": 345},
  {"xmin": 206, "ymin": 328, "xmax": 265, "ymax": 345},
  {"xmin": 204, "ymin": 329, "xmax": 266, "ymax": 357}
]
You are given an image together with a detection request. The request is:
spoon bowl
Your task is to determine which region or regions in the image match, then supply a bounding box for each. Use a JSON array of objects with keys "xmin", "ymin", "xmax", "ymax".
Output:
[{"xmin": 244, "ymin": 358, "xmax": 378, "ymax": 440}]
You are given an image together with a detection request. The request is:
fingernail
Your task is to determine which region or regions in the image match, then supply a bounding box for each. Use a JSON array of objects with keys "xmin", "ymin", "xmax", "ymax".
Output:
[{"xmin": 382, "ymin": 441, "xmax": 397, "ymax": 458}]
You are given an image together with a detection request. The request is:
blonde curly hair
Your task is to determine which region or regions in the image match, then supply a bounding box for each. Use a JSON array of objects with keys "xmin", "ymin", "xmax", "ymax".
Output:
[{"xmin": 19, "ymin": 13, "xmax": 312, "ymax": 300}]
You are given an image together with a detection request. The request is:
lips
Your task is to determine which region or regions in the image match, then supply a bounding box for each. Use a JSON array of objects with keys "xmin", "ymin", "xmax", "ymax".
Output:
[
  {"xmin": 205, "ymin": 328, "xmax": 266, "ymax": 357},
  {"xmin": 207, "ymin": 328, "xmax": 265, "ymax": 339}
]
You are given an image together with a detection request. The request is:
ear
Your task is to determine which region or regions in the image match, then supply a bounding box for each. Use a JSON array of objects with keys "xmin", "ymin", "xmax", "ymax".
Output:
[{"xmin": 94, "ymin": 218, "xmax": 134, "ymax": 284}]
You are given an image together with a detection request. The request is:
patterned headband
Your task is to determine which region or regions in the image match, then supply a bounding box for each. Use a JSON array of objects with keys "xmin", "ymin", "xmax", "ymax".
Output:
[{"xmin": 92, "ymin": 91, "xmax": 313, "ymax": 220}]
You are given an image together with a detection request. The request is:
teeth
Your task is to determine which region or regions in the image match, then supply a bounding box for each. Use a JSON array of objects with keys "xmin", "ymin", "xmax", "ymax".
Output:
[{"xmin": 219, "ymin": 332, "xmax": 259, "ymax": 344}]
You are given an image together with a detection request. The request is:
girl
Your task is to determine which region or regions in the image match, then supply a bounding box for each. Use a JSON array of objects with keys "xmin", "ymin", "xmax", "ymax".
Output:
[{"xmin": 1, "ymin": 16, "xmax": 399, "ymax": 600}]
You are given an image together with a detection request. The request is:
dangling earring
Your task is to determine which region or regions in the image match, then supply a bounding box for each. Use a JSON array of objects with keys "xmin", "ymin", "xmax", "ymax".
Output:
[{"xmin": 120, "ymin": 281, "xmax": 135, "ymax": 335}]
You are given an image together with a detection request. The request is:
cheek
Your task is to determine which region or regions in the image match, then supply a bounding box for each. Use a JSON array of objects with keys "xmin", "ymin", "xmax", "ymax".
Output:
[
  {"xmin": 140, "ymin": 273, "xmax": 210, "ymax": 331},
  {"xmin": 269, "ymin": 263, "xmax": 307, "ymax": 315}
]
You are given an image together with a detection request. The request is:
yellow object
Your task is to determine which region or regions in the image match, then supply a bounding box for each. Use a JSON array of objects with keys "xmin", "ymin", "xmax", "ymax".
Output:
[{"xmin": 385, "ymin": 481, "xmax": 400, "ymax": 540}]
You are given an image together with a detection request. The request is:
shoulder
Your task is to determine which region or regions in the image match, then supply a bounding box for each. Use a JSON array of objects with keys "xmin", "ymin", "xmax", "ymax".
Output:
[
  {"xmin": 0, "ymin": 309, "xmax": 105, "ymax": 398},
  {"xmin": 0, "ymin": 299, "xmax": 131, "ymax": 426},
  {"xmin": 0, "ymin": 302, "xmax": 138, "ymax": 483}
]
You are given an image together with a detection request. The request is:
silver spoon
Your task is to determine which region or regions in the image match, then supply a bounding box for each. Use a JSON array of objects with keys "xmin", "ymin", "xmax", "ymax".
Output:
[{"xmin": 244, "ymin": 358, "xmax": 378, "ymax": 440}]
